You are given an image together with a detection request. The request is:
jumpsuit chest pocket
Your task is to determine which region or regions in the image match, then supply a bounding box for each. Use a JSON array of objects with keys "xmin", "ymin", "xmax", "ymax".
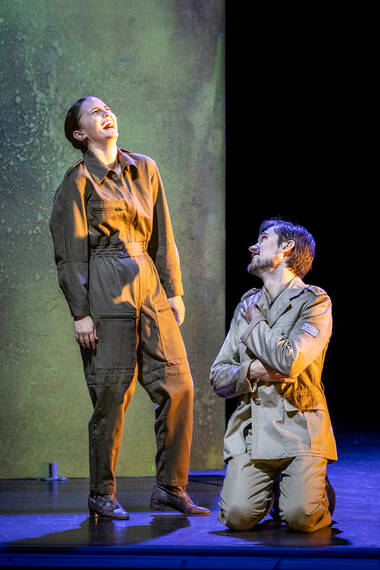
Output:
[{"xmin": 88, "ymin": 201, "xmax": 130, "ymax": 224}]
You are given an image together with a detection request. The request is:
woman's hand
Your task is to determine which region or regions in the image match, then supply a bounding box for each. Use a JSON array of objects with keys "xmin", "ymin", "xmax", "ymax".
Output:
[
  {"xmin": 74, "ymin": 316, "xmax": 97, "ymax": 350},
  {"xmin": 167, "ymin": 296, "xmax": 185, "ymax": 326}
]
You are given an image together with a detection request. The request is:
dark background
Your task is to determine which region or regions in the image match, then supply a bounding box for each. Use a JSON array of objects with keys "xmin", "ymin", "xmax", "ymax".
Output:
[{"xmin": 225, "ymin": 6, "xmax": 375, "ymax": 431}]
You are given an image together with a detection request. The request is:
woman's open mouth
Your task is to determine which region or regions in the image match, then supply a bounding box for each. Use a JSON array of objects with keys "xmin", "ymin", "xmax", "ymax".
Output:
[{"xmin": 102, "ymin": 120, "xmax": 115, "ymax": 130}]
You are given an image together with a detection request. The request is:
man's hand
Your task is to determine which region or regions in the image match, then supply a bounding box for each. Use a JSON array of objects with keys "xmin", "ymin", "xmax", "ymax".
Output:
[
  {"xmin": 240, "ymin": 296, "xmax": 261, "ymax": 324},
  {"xmin": 74, "ymin": 316, "xmax": 97, "ymax": 350},
  {"xmin": 168, "ymin": 296, "xmax": 185, "ymax": 326},
  {"xmin": 248, "ymin": 359, "xmax": 295, "ymax": 384}
]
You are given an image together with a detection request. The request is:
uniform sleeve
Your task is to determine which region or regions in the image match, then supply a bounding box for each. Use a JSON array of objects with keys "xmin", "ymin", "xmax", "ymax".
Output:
[
  {"xmin": 147, "ymin": 162, "xmax": 184, "ymax": 298},
  {"xmin": 210, "ymin": 305, "xmax": 254, "ymax": 399},
  {"xmin": 49, "ymin": 173, "xmax": 90, "ymax": 317},
  {"xmin": 240, "ymin": 292, "xmax": 332, "ymax": 377}
]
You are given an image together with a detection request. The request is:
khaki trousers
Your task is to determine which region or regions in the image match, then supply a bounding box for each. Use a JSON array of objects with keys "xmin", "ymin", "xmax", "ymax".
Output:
[
  {"xmin": 219, "ymin": 453, "xmax": 332, "ymax": 533},
  {"xmin": 80, "ymin": 244, "xmax": 193, "ymax": 495}
]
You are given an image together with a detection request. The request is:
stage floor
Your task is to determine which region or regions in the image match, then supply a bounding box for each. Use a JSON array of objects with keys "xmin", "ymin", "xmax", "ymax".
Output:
[{"xmin": 0, "ymin": 431, "xmax": 379, "ymax": 569}]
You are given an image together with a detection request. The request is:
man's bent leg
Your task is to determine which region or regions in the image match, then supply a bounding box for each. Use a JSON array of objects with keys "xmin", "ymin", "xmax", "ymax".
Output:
[
  {"xmin": 279, "ymin": 456, "xmax": 332, "ymax": 533},
  {"xmin": 219, "ymin": 454, "xmax": 275, "ymax": 530}
]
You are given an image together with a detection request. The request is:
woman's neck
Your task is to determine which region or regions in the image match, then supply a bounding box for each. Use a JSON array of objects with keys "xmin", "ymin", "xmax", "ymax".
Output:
[{"xmin": 87, "ymin": 141, "xmax": 118, "ymax": 168}]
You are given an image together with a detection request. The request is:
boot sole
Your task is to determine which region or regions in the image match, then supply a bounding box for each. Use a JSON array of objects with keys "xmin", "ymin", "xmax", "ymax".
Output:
[
  {"xmin": 89, "ymin": 509, "xmax": 130, "ymax": 520},
  {"xmin": 150, "ymin": 500, "xmax": 210, "ymax": 515}
]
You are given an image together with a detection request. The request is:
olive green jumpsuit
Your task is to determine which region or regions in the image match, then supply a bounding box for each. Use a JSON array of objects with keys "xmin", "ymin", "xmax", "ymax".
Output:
[{"xmin": 50, "ymin": 148, "xmax": 193, "ymax": 496}]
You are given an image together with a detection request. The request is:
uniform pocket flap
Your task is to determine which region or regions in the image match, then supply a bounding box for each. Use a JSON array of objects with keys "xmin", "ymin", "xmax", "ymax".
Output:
[
  {"xmin": 284, "ymin": 398, "xmax": 326, "ymax": 412},
  {"xmin": 89, "ymin": 200, "xmax": 128, "ymax": 212}
]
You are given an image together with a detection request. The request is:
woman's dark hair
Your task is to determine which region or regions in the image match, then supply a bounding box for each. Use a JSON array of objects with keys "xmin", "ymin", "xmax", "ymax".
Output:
[
  {"xmin": 64, "ymin": 97, "xmax": 89, "ymax": 153},
  {"xmin": 259, "ymin": 218, "xmax": 315, "ymax": 278}
]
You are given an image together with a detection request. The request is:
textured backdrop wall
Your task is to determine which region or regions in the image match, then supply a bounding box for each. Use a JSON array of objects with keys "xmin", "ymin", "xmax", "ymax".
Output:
[{"xmin": 0, "ymin": 0, "xmax": 225, "ymax": 478}]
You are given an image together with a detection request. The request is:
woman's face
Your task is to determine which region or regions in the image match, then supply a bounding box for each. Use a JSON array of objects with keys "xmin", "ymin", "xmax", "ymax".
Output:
[{"xmin": 73, "ymin": 97, "xmax": 118, "ymax": 148}]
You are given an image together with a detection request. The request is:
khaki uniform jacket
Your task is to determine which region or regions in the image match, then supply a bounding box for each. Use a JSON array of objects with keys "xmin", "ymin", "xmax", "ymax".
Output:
[{"xmin": 210, "ymin": 277, "xmax": 337, "ymax": 463}]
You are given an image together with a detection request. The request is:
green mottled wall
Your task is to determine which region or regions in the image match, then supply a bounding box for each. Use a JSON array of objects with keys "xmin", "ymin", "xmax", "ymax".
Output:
[{"xmin": 0, "ymin": 0, "xmax": 225, "ymax": 478}]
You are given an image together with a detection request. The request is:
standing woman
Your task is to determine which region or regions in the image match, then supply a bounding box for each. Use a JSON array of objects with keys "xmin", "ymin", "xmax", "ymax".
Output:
[{"xmin": 50, "ymin": 96, "xmax": 209, "ymax": 519}]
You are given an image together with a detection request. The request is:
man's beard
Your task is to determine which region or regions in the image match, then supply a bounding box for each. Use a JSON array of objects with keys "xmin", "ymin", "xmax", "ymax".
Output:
[{"xmin": 247, "ymin": 257, "xmax": 274, "ymax": 277}]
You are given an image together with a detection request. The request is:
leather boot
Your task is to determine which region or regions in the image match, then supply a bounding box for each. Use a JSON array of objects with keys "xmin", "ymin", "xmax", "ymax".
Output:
[
  {"xmin": 150, "ymin": 484, "xmax": 210, "ymax": 515},
  {"xmin": 88, "ymin": 494, "xmax": 129, "ymax": 520}
]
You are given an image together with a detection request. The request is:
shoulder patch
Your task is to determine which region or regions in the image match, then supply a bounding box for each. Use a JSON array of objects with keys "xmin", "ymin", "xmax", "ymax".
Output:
[{"xmin": 301, "ymin": 321, "xmax": 320, "ymax": 338}]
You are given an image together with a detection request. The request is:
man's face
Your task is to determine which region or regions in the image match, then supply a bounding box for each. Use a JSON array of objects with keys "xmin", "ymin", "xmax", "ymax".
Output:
[
  {"xmin": 73, "ymin": 97, "xmax": 118, "ymax": 147},
  {"xmin": 247, "ymin": 226, "xmax": 284, "ymax": 276}
]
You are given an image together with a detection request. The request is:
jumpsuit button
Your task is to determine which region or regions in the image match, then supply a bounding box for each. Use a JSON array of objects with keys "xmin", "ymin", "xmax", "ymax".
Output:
[{"xmin": 254, "ymin": 398, "xmax": 262, "ymax": 406}]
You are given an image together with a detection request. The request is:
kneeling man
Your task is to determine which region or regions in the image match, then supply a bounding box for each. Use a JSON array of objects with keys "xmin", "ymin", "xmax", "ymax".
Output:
[{"xmin": 210, "ymin": 218, "xmax": 337, "ymax": 533}]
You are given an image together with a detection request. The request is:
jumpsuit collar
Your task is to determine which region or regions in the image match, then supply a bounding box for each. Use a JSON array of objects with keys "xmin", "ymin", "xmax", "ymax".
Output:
[{"xmin": 83, "ymin": 148, "xmax": 138, "ymax": 182}]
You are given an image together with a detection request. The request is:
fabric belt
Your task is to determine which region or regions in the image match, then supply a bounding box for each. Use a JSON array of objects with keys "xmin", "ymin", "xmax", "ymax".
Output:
[{"xmin": 90, "ymin": 242, "xmax": 148, "ymax": 258}]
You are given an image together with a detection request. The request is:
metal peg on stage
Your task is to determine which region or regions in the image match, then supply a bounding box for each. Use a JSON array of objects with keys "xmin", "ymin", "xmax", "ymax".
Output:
[{"xmin": 41, "ymin": 462, "xmax": 67, "ymax": 481}]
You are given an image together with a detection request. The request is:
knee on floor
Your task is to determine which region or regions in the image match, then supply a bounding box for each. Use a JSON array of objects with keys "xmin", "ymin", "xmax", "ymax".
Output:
[
  {"xmin": 219, "ymin": 501, "xmax": 266, "ymax": 531},
  {"xmin": 281, "ymin": 502, "xmax": 322, "ymax": 533}
]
